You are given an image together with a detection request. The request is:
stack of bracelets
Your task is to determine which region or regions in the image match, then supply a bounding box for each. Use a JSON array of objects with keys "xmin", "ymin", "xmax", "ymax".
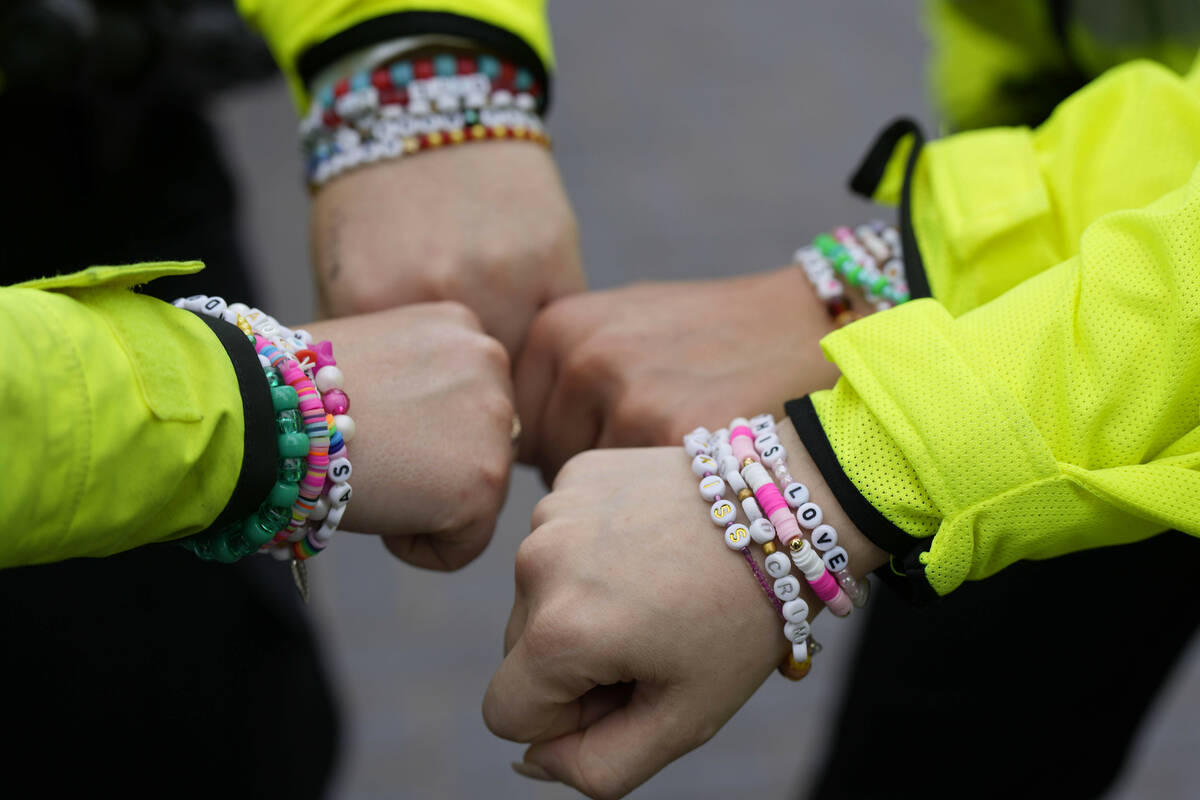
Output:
[
  {"xmin": 683, "ymin": 414, "xmax": 869, "ymax": 681},
  {"xmin": 171, "ymin": 294, "xmax": 355, "ymax": 567},
  {"xmin": 300, "ymin": 52, "xmax": 550, "ymax": 187},
  {"xmin": 794, "ymin": 220, "xmax": 909, "ymax": 327}
]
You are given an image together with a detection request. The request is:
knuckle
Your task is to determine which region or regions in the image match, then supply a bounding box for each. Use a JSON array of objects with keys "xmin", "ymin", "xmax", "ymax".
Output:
[
  {"xmin": 513, "ymin": 531, "xmax": 552, "ymax": 590},
  {"xmin": 431, "ymin": 299, "xmax": 483, "ymax": 331}
]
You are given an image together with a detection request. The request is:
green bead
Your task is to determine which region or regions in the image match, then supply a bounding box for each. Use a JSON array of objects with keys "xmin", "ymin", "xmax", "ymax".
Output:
[
  {"xmin": 278, "ymin": 431, "xmax": 309, "ymax": 458},
  {"xmin": 813, "ymin": 234, "xmax": 838, "ymax": 255},
  {"xmin": 870, "ymin": 276, "xmax": 890, "ymax": 294},
  {"xmin": 515, "ymin": 68, "xmax": 533, "ymax": 90},
  {"xmin": 833, "ymin": 254, "xmax": 855, "ymax": 274},
  {"xmin": 265, "ymin": 368, "xmax": 283, "ymax": 388},
  {"xmin": 278, "ymin": 457, "xmax": 304, "ymax": 482},
  {"xmin": 276, "ymin": 409, "xmax": 301, "ymax": 434},
  {"xmin": 846, "ymin": 265, "xmax": 864, "ymax": 284},
  {"xmin": 434, "ymin": 54, "xmax": 456, "ymax": 76},
  {"xmin": 465, "ymin": 109, "xmax": 479, "ymax": 125},
  {"xmin": 209, "ymin": 534, "xmax": 238, "ymax": 564},
  {"xmin": 261, "ymin": 506, "xmax": 290, "ymax": 530},
  {"xmin": 478, "ymin": 55, "xmax": 500, "ymax": 78},
  {"xmin": 271, "ymin": 385, "xmax": 298, "ymax": 412},
  {"xmin": 267, "ymin": 480, "xmax": 300, "ymax": 508},
  {"xmin": 242, "ymin": 515, "xmax": 277, "ymax": 548}
]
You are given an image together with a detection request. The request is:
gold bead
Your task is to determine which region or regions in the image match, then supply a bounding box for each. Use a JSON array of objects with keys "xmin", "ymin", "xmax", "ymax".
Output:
[
  {"xmin": 762, "ymin": 541, "xmax": 777, "ymax": 556},
  {"xmin": 777, "ymin": 654, "xmax": 812, "ymax": 681},
  {"xmin": 236, "ymin": 315, "xmax": 253, "ymax": 336},
  {"xmin": 742, "ymin": 457, "xmax": 756, "ymax": 467},
  {"xmin": 789, "ymin": 537, "xmax": 805, "ymax": 553},
  {"xmin": 737, "ymin": 488, "xmax": 753, "ymax": 501}
]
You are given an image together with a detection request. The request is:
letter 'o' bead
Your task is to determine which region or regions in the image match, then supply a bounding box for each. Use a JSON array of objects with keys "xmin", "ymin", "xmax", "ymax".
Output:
[
  {"xmin": 765, "ymin": 552, "xmax": 791, "ymax": 578},
  {"xmin": 796, "ymin": 502, "xmax": 823, "ymax": 529},
  {"xmin": 709, "ymin": 499, "xmax": 736, "ymax": 526},
  {"xmin": 782, "ymin": 597, "xmax": 810, "ymax": 623},
  {"xmin": 774, "ymin": 575, "xmax": 801, "ymax": 602}
]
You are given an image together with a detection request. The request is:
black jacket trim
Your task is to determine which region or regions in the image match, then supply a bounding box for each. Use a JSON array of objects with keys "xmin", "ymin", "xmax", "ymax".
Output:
[
  {"xmin": 847, "ymin": 117, "xmax": 930, "ymax": 300},
  {"xmin": 786, "ymin": 394, "xmax": 940, "ymax": 605},
  {"xmin": 194, "ymin": 313, "xmax": 278, "ymax": 532},
  {"xmin": 297, "ymin": 11, "xmax": 552, "ymax": 114}
]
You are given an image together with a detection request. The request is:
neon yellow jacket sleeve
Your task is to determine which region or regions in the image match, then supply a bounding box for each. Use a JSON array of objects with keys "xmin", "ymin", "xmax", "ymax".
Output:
[
  {"xmin": 236, "ymin": 0, "xmax": 551, "ymax": 105},
  {"xmin": 795, "ymin": 159, "xmax": 1200, "ymax": 599},
  {"xmin": 3, "ymin": 263, "xmax": 246, "ymax": 567}
]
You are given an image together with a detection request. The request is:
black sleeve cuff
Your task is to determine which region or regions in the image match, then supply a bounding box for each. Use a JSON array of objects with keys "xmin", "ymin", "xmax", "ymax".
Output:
[
  {"xmin": 848, "ymin": 116, "xmax": 930, "ymax": 301},
  {"xmin": 194, "ymin": 314, "xmax": 278, "ymax": 532},
  {"xmin": 786, "ymin": 394, "xmax": 940, "ymax": 605},
  {"xmin": 296, "ymin": 11, "xmax": 553, "ymax": 114}
]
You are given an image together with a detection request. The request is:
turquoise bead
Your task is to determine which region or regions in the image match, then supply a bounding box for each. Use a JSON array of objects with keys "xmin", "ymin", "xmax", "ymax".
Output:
[
  {"xmin": 265, "ymin": 368, "xmax": 282, "ymax": 388},
  {"xmin": 278, "ymin": 431, "xmax": 309, "ymax": 458},
  {"xmin": 390, "ymin": 62, "xmax": 414, "ymax": 86},
  {"xmin": 276, "ymin": 409, "xmax": 301, "ymax": 434},
  {"xmin": 465, "ymin": 109, "xmax": 479, "ymax": 125},
  {"xmin": 209, "ymin": 534, "xmax": 237, "ymax": 564},
  {"xmin": 351, "ymin": 71, "xmax": 370, "ymax": 90},
  {"xmin": 435, "ymin": 54, "xmax": 456, "ymax": 76},
  {"xmin": 478, "ymin": 55, "xmax": 500, "ymax": 78},
  {"xmin": 271, "ymin": 385, "xmax": 298, "ymax": 412},
  {"xmin": 278, "ymin": 457, "xmax": 304, "ymax": 482},
  {"xmin": 243, "ymin": 515, "xmax": 276, "ymax": 548},
  {"xmin": 268, "ymin": 480, "xmax": 300, "ymax": 508},
  {"xmin": 318, "ymin": 85, "xmax": 335, "ymax": 108},
  {"xmin": 261, "ymin": 506, "xmax": 290, "ymax": 530},
  {"xmin": 515, "ymin": 69, "xmax": 533, "ymax": 90}
]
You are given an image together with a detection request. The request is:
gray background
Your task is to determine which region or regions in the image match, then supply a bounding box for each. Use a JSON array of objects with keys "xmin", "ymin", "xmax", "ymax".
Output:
[{"xmin": 209, "ymin": 3, "xmax": 1200, "ymax": 798}]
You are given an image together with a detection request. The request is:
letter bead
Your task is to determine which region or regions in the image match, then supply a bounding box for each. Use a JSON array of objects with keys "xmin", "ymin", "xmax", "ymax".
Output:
[
  {"xmin": 761, "ymin": 444, "xmax": 786, "ymax": 467},
  {"xmin": 692, "ymin": 454, "xmax": 719, "ymax": 477},
  {"xmin": 748, "ymin": 518, "xmax": 776, "ymax": 544},
  {"xmin": 754, "ymin": 432, "xmax": 780, "ymax": 451},
  {"xmin": 765, "ymin": 552, "xmax": 791, "ymax": 578},
  {"xmin": 749, "ymin": 413, "xmax": 775, "ymax": 430},
  {"xmin": 782, "ymin": 597, "xmax": 810, "ymax": 624},
  {"xmin": 328, "ymin": 457, "xmax": 352, "ymax": 483},
  {"xmin": 328, "ymin": 482, "xmax": 353, "ymax": 508},
  {"xmin": 796, "ymin": 502, "xmax": 823, "ymax": 529},
  {"xmin": 699, "ymin": 474, "xmax": 726, "ymax": 501},
  {"xmin": 683, "ymin": 436, "xmax": 709, "ymax": 457},
  {"xmin": 774, "ymin": 575, "xmax": 801, "ymax": 602},
  {"xmin": 710, "ymin": 499, "xmax": 736, "ymax": 526},
  {"xmin": 783, "ymin": 482, "xmax": 810, "ymax": 508},
  {"xmin": 724, "ymin": 524, "xmax": 750, "ymax": 550},
  {"xmin": 784, "ymin": 620, "xmax": 811, "ymax": 644},
  {"xmin": 811, "ymin": 524, "xmax": 838, "ymax": 551},
  {"xmin": 823, "ymin": 545, "xmax": 849, "ymax": 572}
]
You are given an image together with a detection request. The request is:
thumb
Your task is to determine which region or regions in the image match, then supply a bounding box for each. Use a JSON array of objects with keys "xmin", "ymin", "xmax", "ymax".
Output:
[{"xmin": 519, "ymin": 684, "xmax": 705, "ymax": 800}]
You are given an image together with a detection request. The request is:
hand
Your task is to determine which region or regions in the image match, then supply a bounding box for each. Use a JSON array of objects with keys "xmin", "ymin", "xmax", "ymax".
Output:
[
  {"xmin": 484, "ymin": 420, "xmax": 887, "ymax": 799},
  {"xmin": 302, "ymin": 302, "xmax": 515, "ymax": 570},
  {"xmin": 515, "ymin": 266, "xmax": 840, "ymax": 481},
  {"xmin": 310, "ymin": 142, "xmax": 585, "ymax": 357}
]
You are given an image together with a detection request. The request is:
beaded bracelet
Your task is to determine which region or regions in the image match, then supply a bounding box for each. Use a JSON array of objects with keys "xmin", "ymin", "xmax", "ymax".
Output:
[{"xmin": 794, "ymin": 220, "xmax": 909, "ymax": 327}]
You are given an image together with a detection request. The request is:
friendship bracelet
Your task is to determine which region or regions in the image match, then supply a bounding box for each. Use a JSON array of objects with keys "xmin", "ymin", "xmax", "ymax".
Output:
[{"xmin": 794, "ymin": 220, "xmax": 909, "ymax": 327}]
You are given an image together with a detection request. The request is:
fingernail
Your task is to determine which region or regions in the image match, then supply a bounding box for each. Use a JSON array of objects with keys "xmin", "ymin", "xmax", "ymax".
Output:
[{"xmin": 511, "ymin": 761, "xmax": 555, "ymax": 782}]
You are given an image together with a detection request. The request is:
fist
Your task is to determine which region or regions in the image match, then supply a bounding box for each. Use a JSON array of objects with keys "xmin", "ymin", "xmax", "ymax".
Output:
[
  {"xmin": 311, "ymin": 142, "xmax": 585, "ymax": 357},
  {"xmin": 515, "ymin": 267, "xmax": 840, "ymax": 480},
  {"xmin": 304, "ymin": 302, "xmax": 515, "ymax": 570}
]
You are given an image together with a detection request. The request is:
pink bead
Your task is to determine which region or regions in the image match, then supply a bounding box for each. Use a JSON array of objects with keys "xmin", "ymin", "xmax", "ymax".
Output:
[
  {"xmin": 731, "ymin": 439, "xmax": 757, "ymax": 466},
  {"xmin": 769, "ymin": 508, "xmax": 801, "ymax": 543},
  {"xmin": 753, "ymin": 482, "xmax": 788, "ymax": 518},
  {"xmin": 810, "ymin": 571, "xmax": 851, "ymax": 616},
  {"xmin": 313, "ymin": 340, "xmax": 337, "ymax": 369},
  {"xmin": 323, "ymin": 389, "xmax": 349, "ymax": 415}
]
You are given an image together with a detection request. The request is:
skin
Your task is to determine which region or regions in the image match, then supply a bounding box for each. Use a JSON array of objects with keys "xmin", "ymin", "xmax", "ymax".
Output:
[
  {"xmin": 310, "ymin": 142, "xmax": 586, "ymax": 358},
  {"xmin": 302, "ymin": 302, "xmax": 515, "ymax": 571},
  {"xmin": 484, "ymin": 419, "xmax": 888, "ymax": 799},
  {"xmin": 515, "ymin": 266, "xmax": 842, "ymax": 481}
]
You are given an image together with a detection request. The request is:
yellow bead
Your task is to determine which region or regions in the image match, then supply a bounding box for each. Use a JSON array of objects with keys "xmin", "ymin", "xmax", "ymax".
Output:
[
  {"xmin": 513, "ymin": 125, "xmax": 528, "ymax": 139},
  {"xmin": 236, "ymin": 315, "xmax": 253, "ymax": 336},
  {"xmin": 449, "ymin": 128, "xmax": 466, "ymax": 144},
  {"xmin": 737, "ymin": 488, "xmax": 753, "ymax": 501},
  {"xmin": 471, "ymin": 124, "xmax": 487, "ymax": 139},
  {"xmin": 778, "ymin": 654, "xmax": 812, "ymax": 681},
  {"xmin": 494, "ymin": 124, "xmax": 509, "ymax": 138},
  {"xmin": 403, "ymin": 137, "xmax": 420, "ymax": 153},
  {"xmin": 427, "ymin": 132, "xmax": 444, "ymax": 148},
  {"xmin": 762, "ymin": 541, "xmax": 777, "ymax": 556},
  {"xmin": 743, "ymin": 457, "xmax": 756, "ymax": 467}
]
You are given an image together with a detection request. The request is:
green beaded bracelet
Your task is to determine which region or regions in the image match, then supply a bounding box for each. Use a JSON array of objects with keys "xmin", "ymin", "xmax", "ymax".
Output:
[{"xmin": 181, "ymin": 364, "xmax": 308, "ymax": 563}]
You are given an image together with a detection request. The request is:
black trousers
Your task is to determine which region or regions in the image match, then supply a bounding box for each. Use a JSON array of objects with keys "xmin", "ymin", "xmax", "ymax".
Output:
[{"xmin": 811, "ymin": 531, "xmax": 1200, "ymax": 799}]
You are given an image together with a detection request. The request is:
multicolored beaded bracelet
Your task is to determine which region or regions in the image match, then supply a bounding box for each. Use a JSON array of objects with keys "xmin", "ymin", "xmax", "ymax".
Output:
[{"xmin": 794, "ymin": 220, "xmax": 909, "ymax": 327}]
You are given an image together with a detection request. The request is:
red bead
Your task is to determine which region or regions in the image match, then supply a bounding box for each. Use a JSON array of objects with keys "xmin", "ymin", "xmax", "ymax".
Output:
[
  {"xmin": 414, "ymin": 59, "xmax": 434, "ymax": 79},
  {"xmin": 322, "ymin": 110, "xmax": 341, "ymax": 128},
  {"xmin": 825, "ymin": 298, "xmax": 849, "ymax": 317},
  {"xmin": 333, "ymin": 77, "xmax": 351, "ymax": 97},
  {"xmin": 295, "ymin": 348, "xmax": 318, "ymax": 368},
  {"xmin": 371, "ymin": 69, "xmax": 392, "ymax": 91},
  {"xmin": 379, "ymin": 87, "xmax": 407, "ymax": 107},
  {"xmin": 457, "ymin": 56, "xmax": 476, "ymax": 75},
  {"xmin": 501, "ymin": 62, "xmax": 516, "ymax": 82}
]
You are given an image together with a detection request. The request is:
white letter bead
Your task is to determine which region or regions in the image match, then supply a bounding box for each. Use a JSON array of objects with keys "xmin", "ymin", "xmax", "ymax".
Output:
[
  {"xmin": 754, "ymin": 432, "xmax": 780, "ymax": 450},
  {"xmin": 823, "ymin": 546, "xmax": 850, "ymax": 573},
  {"xmin": 714, "ymin": 443, "xmax": 734, "ymax": 461},
  {"xmin": 222, "ymin": 308, "xmax": 239, "ymax": 325},
  {"xmin": 308, "ymin": 495, "xmax": 330, "ymax": 522},
  {"xmin": 796, "ymin": 502, "xmax": 823, "ymax": 529},
  {"xmin": 774, "ymin": 575, "xmax": 801, "ymax": 602},
  {"xmin": 793, "ymin": 641, "xmax": 810, "ymax": 663},
  {"xmin": 692, "ymin": 454, "xmax": 719, "ymax": 477},
  {"xmin": 182, "ymin": 294, "xmax": 208, "ymax": 312},
  {"xmin": 327, "ymin": 482, "xmax": 353, "ymax": 508},
  {"xmin": 688, "ymin": 426, "xmax": 711, "ymax": 441},
  {"xmin": 711, "ymin": 428, "xmax": 730, "ymax": 445},
  {"xmin": 291, "ymin": 329, "xmax": 313, "ymax": 346},
  {"xmin": 710, "ymin": 499, "xmax": 737, "ymax": 526},
  {"xmin": 333, "ymin": 414, "xmax": 355, "ymax": 443},
  {"xmin": 328, "ymin": 457, "xmax": 352, "ymax": 483},
  {"xmin": 811, "ymin": 524, "xmax": 838, "ymax": 551},
  {"xmin": 683, "ymin": 435, "xmax": 707, "ymax": 457},
  {"xmin": 784, "ymin": 482, "xmax": 810, "ymax": 508},
  {"xmin": 784, "ymin": 620, "xmax": 811, "ymax": 644},
  {"xmin": 724, "ymin": 467, "xmax": 748, "ymax": 494},
  {"xmin": 699, "ymin": 474, "xmax": 726, "ymax": 501},
  {"xmin": 749, "ymin": 413, "xmax": 775, "ymax": 429},
  {"xmin": 748, "ymin": 518, "xmax": 776, "ymax": 544},
  {"xmin": 724, "ymin": 524, "xmax": 750, "ymax": 550},
  {"xmin": 315, "ymin": 365, "xmax": 345, "ymax": 393},
  {"xmin": 765, "ymin": 552, "xmax": 791, "ymax": 578},
  {"xmin": 228, "ymin": 302, "xmax": 250, "ymax": 316},
  {"xmin": 760, "ymin": 444, "xmax": 786, "ymax": 467},
  {"xmin": 316, "ymin": 504, "xmax": 346, "ymax": 541},
  {"xmin": 741, "ymin": 497, "xmax": 763, "ymax": 522},
  {"xmin": 782, "ymin": 597, "xmax": 810, "ymax": 623},
  {"xmin": 742, "ymin": 462, "xmax": 772, "ymax": 492}
]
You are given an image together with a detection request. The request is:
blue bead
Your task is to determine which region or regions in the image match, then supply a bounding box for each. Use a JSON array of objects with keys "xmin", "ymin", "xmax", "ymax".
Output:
[
  {"xmin": 391, "ymin": 62, "xmax": 414, "ymax": 86},
  {"xmin": 435, "ymin": 54, "xmax": 456, "ymax": 76},
  {"xmin": 478, "ymin": 55, "xmax": 500, "ymax": 79},
  {"xmin": 515, "ymin": 69, "xmax": 533, "ymax": 90},
  {"xmin": 350, "ymin": 71, "xmax": 370, "ymax": 90},
  {"xmin": 318, "ymin": 86, "xmax": 334, "ymax": 108}
]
